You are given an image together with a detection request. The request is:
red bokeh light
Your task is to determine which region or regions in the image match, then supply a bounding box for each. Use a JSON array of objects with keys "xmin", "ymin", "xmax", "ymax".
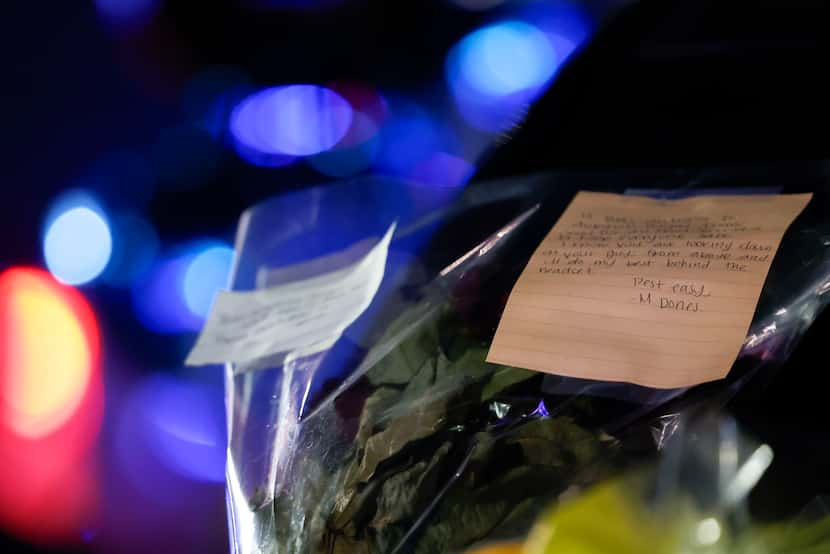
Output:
[{"xmin": 0, "ymin": 267, "xmax": 104, "ymax": 543}]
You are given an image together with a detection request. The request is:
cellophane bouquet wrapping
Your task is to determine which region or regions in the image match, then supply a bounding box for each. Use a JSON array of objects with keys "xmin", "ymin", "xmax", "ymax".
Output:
[
  {"xmin": 520, "ymin": 415, "xmax": 830, "ymax": 554},
  {"xmin": 221, "ymin": 165, "xmax": 830, "ymax": 554}
]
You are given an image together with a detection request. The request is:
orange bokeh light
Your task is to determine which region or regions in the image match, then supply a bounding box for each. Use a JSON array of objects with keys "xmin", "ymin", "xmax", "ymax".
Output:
[
  {"xmin": 3, "ymin": 269, "xmax": 96, "ymax": 437},
  {"xmin": 0, "ymin": 267, "xmax": 104, "ymax": 543}
]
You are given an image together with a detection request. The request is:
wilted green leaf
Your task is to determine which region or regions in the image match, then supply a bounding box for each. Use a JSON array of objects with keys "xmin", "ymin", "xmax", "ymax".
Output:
[{"xmin": 481, "ymin": 367, "xmax": 537, "ymax": 402}]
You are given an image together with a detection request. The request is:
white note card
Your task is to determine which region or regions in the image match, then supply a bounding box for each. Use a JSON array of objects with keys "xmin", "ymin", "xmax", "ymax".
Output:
[{"xmin": 186, "ymin": 223, "xmax": 396, "ymax": 366}]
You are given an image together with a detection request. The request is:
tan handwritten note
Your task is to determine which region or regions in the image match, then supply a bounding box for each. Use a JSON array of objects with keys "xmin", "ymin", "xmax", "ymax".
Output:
[{"xmin": 487, "ymin": 191, "xmax": 812, "ymax": 388}]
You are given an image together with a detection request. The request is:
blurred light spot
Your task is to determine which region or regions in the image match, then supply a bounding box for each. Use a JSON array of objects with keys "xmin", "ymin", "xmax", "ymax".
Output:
[
  {"xmin": 458, "ymin": 21, "xmax": 556, "ymax": 97},
  {"xmin": 230, "ymin": 85, "xmax": 353, "ymax": 161},
  {"xmin": 339, "ymin": 109, "xmax": 382, "ymax": 147},
  {"xmin": 112, "ymin": 372, "xmax": 224, "ymax": 520},
  {"xmin": 376, "ymin": 115, "xmax": 436, "ymax": 174},
  {"xmin": 0, "ymin": 269, "xmax": 100, "ymax": 438},
  {"xmin": 132, "ymin": 260, "xmax": 199, "ymax": 334},
  {"xmin": 94, "ymin": 0, "xmax": 159, "ymax": 29},
  {"xmin": 410, "ymin": 152, "xmax": 474, "ymax": 187},
  {"xmin": 43, "ymin": 201, "xmax": 112, "ymax": 286},
  {"xmin": 142, "ymin": 375, "xmax": 226, "ymax": 482},
  {"xmin": 328, "ymin": 82, "xmax": 388, "ymax": 127},
  {"xmin": 132, "ymin": 241, "xmax": 231, "ymax": 334},
  {"xmin": 518, "ymin": 1, "xmax": 593, "ymax": 52},
  {"xmin": 0, "ymin": 268, "xmax": 103, "ymax": 542},
  {"xmin": 447, "ymin": 9, "xmax": 591, "ymax": 133},
  {"xmin": 307, "ymin": 112, "xmax": 380, "ymax": 177},
  {"xmin": 695, "ymin": 518, "xmax": 722, "ymax": 546},
  {"xmin": 102, "ymin": 213, "xmax": 160, "ymax": 288},
  {"xmin": 151, "ymin": 125, "xmax": 224, "ymax": 190},
  {"xmin": 183, "ymin": 244, "xmax": 234, "ymax": 319},
  {"xmin": 374, "ymin": 100, "xmax": 456, "ymax": 177}
]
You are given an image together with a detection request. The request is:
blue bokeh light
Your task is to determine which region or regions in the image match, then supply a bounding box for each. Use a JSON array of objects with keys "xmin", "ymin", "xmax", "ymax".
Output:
[
  {"xmin": 230, "ymin": 85, "xmax": 353, "ymax": 163},
  {"xmin": 94, "ymin": 0, "xmax": 160, "ymax": 28},
  {"xmin": 458, "ymin": 22, "xmax": 557, "ymax": 97},
  {"xmin": 446, "ymin": 9, "xmax": 592, "ymax": 133},
  {"xmin": 109, "ymin": 371, "xmax": 230, "ymax": 552},
  {"xmin": 132, "ymin": 240, "xmax": 232, "ymax": 334},
  {"xmin": 43, "ymin": 198, "xmax": 113, "ymax": 286},
  {"xmin": 447, "ymin": 20, "xmax": 558, "ymax": 133},
  {"xmin": 373, "ymin": 100, "xmax": 458, "ymax": 177},
  {"xmin": 183, "ymin": 245, "xmax": 234, "ymax": 319},
  {"xmin": 519, "ymin": 1, "xmax": 593, "ymax": 51},
  {"xmin": 132, "ymin": 255, "xmax": 201, "ymax": 334},
  {"xmin": 410, "ymin": 152, "xmax": 475, "ymax": 188},
  {"xmin": 143, "ymin": 374, "xmax": 226, "ymax": 483},
  {"xmin": 307, "ymin": 111, "xmax": 380, "ymax": 177},
  {"xmin": 377, "ymin": 115, "xmax": 438, "ymax": 173},
  {"xmin": 328, "ymin": 82, "xmax": 388, "ymax": 126},
  {"xmin": 115, "ymin": 373, "xmax": 226, "ymax": 496},
  {"xmin": 103, "ymin": 213, "xmax": 160, "ymax": 288}
]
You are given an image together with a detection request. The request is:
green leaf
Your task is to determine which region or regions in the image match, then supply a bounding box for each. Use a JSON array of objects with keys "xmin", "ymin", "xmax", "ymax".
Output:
[
  {"xmin": 370, "ymin": 441, "xmax": 453, "ymax": 529},
  {"xmin": 355, "ymin": 394, "xmax": 453, "ymax": 484},
  {"xmin": 365, "ymin": 308, "xmax": 442, "ymax": 387},
  {"xmin": 481, "ymin": 367, "xmax": 537, "ymax": 402}
]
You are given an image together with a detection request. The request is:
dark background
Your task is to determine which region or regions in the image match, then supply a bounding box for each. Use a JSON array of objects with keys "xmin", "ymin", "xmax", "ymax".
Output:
[{"xmin": 2, "ymin": 1, "xmax": 829, "ymax": 552}]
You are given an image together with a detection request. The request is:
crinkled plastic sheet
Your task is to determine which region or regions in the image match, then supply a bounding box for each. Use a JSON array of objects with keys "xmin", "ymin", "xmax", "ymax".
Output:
[
  {"xmin": 523, "ymin": 414, "xmax": 830, "ymax": 554},
  {"xmin": 223, "ymin": 165, "xmax": 830, "ymax": 554},
  {"xmin": 526, "ymin": 414, "xmax": 830, "ymax": 554}
]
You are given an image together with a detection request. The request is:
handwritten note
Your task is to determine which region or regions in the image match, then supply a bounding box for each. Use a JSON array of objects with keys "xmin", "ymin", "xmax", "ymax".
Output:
[
  {"xmin": 487, "ymin": 192, "xmax": 812, "ymax": 388},
  {"xmin": 186, "ymin": 223, "xmax": 395, "ymax": 366}
]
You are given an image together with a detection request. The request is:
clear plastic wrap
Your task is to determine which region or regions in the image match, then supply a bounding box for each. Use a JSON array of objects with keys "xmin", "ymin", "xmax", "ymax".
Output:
[
  {"xmin": 520, "ymin": 415, "xmax": 830, "ymax": 554},
  {"xmin": 221, "ymin": 166, "xmax": 830, "ymax": 554}
]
